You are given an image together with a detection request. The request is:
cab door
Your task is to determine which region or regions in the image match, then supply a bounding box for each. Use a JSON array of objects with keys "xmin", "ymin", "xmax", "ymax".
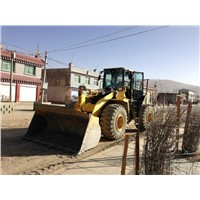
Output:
[{"xmin": 133, "ymin": 72, "xmax": 144, "ymax": 100}]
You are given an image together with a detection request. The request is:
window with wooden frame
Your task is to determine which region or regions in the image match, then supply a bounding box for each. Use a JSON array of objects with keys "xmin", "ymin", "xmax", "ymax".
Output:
[
  {"xmin": 24, "ymin": 64, "xmax": 36, "ymax": 76},
  {"xmin": 1, "ymin": 60, "xmax": 11, "ymax": 71}
]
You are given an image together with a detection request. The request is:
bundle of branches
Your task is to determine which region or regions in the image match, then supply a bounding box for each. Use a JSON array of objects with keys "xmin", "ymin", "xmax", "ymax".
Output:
[
  {"xmin": 182, "ymin": 107, "xmax": 200, "ymax": 153},
  {"xmin": 143, "ymin": 106, "xmax": 186, "ymax": 175}
]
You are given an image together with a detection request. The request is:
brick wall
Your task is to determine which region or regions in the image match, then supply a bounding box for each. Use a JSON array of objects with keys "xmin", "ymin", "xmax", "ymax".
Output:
[{"xmin": 46, "ymin": 69, "xmax": 70, "ymax": 86}]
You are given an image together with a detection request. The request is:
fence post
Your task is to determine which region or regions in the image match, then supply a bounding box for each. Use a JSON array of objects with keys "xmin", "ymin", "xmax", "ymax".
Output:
[
  {"xmin": 182, "ymin": 102, "xmax": 192, "ymax": 152},
  {"xmin": 176, "ymin": 95, "xmax": 181, "ymax": 152},
  {"xmin": 121, "ymin": 134, "xmax": 129, "ymax": 175},
  {"xmin": 135, "ymin": 130, "xmax": 140, "ymax": 175}
]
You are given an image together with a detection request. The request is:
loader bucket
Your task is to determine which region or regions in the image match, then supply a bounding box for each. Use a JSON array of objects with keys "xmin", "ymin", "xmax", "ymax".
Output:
[{"xmin": 25, "ymin": 104, "xmax": 101, "ymax": 154}]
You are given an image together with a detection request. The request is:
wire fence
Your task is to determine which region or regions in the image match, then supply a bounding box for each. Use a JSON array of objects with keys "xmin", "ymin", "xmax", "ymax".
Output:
[
  {"xmin": 138, "ymin": 151, "xmax": 200, "ymax": 175},
  {"xmin": 125, "ymin": 145, "xmax": 200, "ymax": 175},
  {"xmin": 169, "ymin": 153, "xmax": 200, "ymax": 175}
]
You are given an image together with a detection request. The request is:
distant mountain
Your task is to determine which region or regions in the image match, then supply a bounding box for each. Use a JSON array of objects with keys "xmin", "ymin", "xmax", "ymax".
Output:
[{"xmin": 148, "ymin": 79, "xmax": 200, "ymax": 95}]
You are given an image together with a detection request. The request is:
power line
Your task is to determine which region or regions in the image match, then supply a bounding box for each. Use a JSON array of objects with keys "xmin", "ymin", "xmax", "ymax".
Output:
[
  {"xmin": 1, "ymin": 41, "xmax": 68, "ymax": 66},
  {"xmin": 48, "ymin": 26, "xmax": 169, "ymax": 53},
  {"xmin": 1, "ymin": 41, "xmax": 35, "ymax": 56},
  {"xmin": 1, "ymin": 26, "xmax": 170, "ymax": 68},
  {"xmin": 2, "ymin": 26, "xmax": 138, "ymax": 56},
  {"xmin": 47, "ymin": 26, "xmax": 139, "ymax": 53}
]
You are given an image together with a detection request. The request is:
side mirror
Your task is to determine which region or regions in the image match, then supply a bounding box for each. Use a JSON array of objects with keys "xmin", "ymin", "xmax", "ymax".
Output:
[
  {"xmin": 98, "ymin": 71, "xmax": 104, "ymax": 81},
  {"xmin": 98, "ymin": 75, "xmax": 101, "ymax": 81}
]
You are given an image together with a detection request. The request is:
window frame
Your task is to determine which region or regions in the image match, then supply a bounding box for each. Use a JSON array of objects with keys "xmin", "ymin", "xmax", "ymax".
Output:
[
  {"xmin": 24, "ymin": 64, "xmax": 36, "ymax": 76},
  {"xmin": 85, "ymin": 77, "xmax": 90, "ymax": 85},
  {"xmin": 74, "ymin": 75, "xmax": 81, "ymax": 83},
  {"xmin": 93, "ymin": 79, "xmax": 98, "ymax": 86},
  {"xmin": 1, "ymin": 60, "xmax": 12, "ymax": 72}
]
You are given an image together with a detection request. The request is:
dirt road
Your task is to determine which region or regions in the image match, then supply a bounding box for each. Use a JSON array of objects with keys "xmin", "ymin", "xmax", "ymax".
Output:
[{"xmin": 1, "ymin": 103, "xmax": 127, "ymax": 175}]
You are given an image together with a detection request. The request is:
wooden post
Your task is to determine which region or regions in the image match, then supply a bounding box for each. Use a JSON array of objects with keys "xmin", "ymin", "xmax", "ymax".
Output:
[
  {"xmin": 176, "ymin": 95, "xmax": 181, "ymax": 152},
  {"xmin": 182, "ymin": 102, "xmax": 192, "ymax": 151},
  {"xmin": 121, "ymin": 134, "xmax": 129, "ymax": 175},
  {"xmin": 135, "ymin": 130, "xmax": 140, "ymax": 175}
]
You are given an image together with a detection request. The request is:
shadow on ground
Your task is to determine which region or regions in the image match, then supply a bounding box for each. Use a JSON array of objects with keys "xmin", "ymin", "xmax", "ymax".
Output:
[
  {"xmin": 1, "ymin": 128, "xmax": 118, "ymax": 158},
  {"xmin": 1, "ymin": 128, "xmax": 79, "ymax": 157}
]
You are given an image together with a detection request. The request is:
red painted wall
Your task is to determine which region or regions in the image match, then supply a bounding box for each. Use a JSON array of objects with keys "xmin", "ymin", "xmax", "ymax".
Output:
[
  {"xmin": 15, "ymin": 83, "xmax": 20, "ymax": 102},
  {"xmin": 36, "ymin": 85, "xmax": 41, "ymax": 101}
]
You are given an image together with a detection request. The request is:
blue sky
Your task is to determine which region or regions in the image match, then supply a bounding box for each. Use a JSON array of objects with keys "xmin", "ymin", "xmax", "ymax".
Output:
[{"xmin": 1, "ymin": 25, "xmax": 199, "ymax": 86}]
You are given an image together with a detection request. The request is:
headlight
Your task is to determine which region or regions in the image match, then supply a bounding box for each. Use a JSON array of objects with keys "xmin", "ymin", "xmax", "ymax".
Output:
[
  {"xmin": 117, "ymin": 87, "xmax": 126, "ymax": 91},
  {"xmin": 79, "ymin": 85, "xmax": 86, "ymax": 90}
]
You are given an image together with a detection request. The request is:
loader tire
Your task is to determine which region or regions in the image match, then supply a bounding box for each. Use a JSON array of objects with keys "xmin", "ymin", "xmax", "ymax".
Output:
[
  {"xmin": 100, "ymin": 104, "xmax": 127, "ymax": 140},
  {"xmin": 138, "ymin": 105, "xmax": 153, "ymax": 131}
]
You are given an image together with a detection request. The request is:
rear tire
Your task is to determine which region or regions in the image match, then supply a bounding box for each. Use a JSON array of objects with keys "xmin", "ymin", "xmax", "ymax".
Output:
[{"xmin": 100, "ymin": 104, "xmax": 127, "ymax": 140}]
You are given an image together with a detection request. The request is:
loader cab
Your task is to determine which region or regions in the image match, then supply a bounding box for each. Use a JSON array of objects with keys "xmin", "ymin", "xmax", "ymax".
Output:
[
  {"xmin": 102, "ymin": 68, "xmax": 124, "ymax": 91},
  {"xmin": 102, "ymin": 67, "xmax": 144, "ymax": 101}
]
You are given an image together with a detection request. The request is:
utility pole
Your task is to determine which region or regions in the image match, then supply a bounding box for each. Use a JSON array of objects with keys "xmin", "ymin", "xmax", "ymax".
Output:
[
  {"xmin": 41, "ymin": 51, "xmax": 48, "ymax": 103},
  {"xmin": 10, "ymin": 51, "xmax": 16, "ymax": 102}
]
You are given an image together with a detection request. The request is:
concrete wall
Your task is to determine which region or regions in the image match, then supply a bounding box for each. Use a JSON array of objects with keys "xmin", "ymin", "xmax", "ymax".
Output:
[
  {"xmin": 15, "ymin": 63, "xmax": 24, "ymax": 75},
  {"xmin": 35, "ymin": 67, "xmax": 42, "ymax": 78}
]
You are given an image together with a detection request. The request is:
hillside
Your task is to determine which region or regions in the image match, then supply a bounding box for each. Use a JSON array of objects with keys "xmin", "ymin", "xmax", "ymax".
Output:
[{"xmin": 148, "ymin": 79, "xmax": 200, "ymax": 95}]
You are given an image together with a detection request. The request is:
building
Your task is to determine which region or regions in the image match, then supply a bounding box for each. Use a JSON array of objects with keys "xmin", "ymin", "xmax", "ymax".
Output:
[
  {"xmin": 0, "ymin": 46, "xmax": 44, "ymax": 102},
  {"xmin": 157, "ymin": 92, "xmax": 179, "ymax": 105},
  {"xmin": 45, "ymin": 63, "xmax": 102, "ymax": 104},
  {"xmin": 195, "ymin": 95, "xmax": 200, "ymax": 104},
  {"xmin": 178, "ymin": 88, "xmax": 196, "ymax": 103}
]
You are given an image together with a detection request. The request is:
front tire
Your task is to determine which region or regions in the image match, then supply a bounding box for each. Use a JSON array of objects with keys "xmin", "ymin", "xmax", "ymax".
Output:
[
  {"xmin": 100, "ymin": 104, "xmax": 127, "ymax": 140},
  {"xmin": 139, "ymin": 105, "xmax": 153, "ymax": 131}
]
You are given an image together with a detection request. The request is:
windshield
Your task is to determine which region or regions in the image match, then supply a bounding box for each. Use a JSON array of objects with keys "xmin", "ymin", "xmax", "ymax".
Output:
[{"xmin": 103, "ymin": 68, "xmax": 124, "ymax": 89}]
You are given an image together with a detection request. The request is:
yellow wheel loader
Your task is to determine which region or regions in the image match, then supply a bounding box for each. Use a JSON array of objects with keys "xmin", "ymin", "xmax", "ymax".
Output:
[{"xmin": 25, "ymin": 67, "xmax": 153, "ymax": 154}]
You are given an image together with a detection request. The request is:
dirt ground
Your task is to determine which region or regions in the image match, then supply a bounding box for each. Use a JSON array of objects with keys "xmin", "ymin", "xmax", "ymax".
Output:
[
  {"xmin": 1, "ymin": 103, "xmax": 199, "ymax": 175},
  {"xmin": 1, "ymin": 103, "xmax": 127, "ymax": 175}
]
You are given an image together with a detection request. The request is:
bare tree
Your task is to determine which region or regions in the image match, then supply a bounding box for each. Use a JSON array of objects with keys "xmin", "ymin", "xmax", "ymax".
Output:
[{"xmin": 143, "ymin": 106, "xmax": 186, "ymax": 175}]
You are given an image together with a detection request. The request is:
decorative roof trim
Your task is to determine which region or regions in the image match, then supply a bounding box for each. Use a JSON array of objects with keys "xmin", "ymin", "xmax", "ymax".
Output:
[
  {"xmin": 0, "ymin": 72, "xmax": 42, "ymax": 85},
  {"xmin": 1, "ymin": 49, "xmax": 45, "ymax": 67}
]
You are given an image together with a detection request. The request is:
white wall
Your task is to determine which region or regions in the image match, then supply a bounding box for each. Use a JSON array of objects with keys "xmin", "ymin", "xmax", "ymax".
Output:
[{"xmin": 0, "ymin": 83, "xmax": 16, "ymax": 101}]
